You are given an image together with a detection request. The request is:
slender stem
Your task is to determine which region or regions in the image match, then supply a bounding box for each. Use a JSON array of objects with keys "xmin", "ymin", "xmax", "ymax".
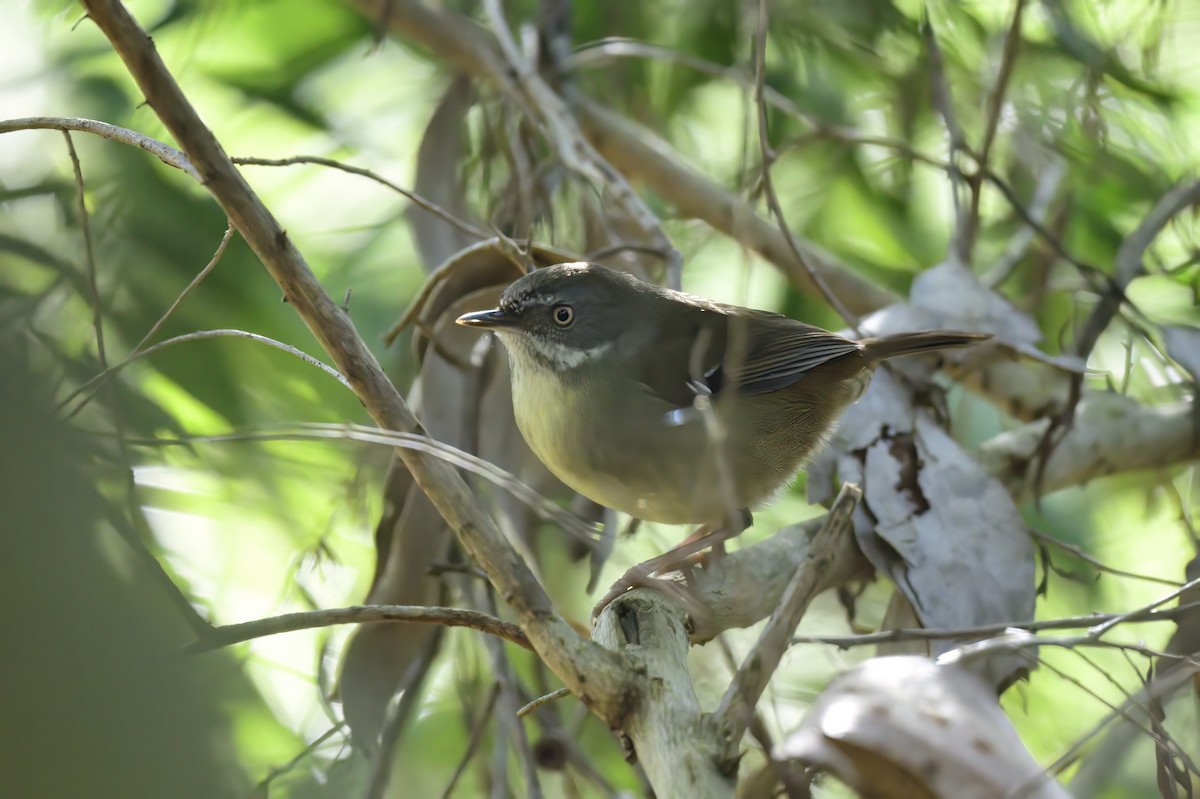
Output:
[{"xmin": 187, "ymin": 604, "xmax": 532, "ymax": 653}]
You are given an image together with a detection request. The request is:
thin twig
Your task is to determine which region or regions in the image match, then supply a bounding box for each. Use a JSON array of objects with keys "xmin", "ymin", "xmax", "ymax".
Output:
[
  {"xmin": 922, "ymin": 19, "xmax": 973, "ymax": 262},
  {"xmin": 516, "ymin": 687, "xmax": 571, "ymax": 718},
  {"xmin": 481, "ymin": 0, "xmax": 680, "ymax": 287},
  {"xmin": 752, "ymin": 0, "xmax": 857, "ymax": 329},
  {"xmin": 715, "ymin": 483, "xmax": 861, "ymax": 745},
  {"xmin": 1029, "ymin": 527, "xmax": 1183, "ymax": 588},
  {"xmin": 63, "ymin": 329, "xmax": 351, "ymax": 421},
  {"xmin": 441, "ymin": 683, "xmax": 502, "ymax": 799},
  {"xmin": 58, "ymin": 225, "xmax": 237, "ymax": 415},
  {"xmin": 367, "ymin": 631, "xmax": 443, "ymax": 799},
  {"xmin": 0, "ymin": 116, "xmax": 199, "ymax": 178},
  {"xmin": 979, "ymin": 0, "xmax": 1026, "ymax": 165},
  {"xmin": 790, "ymin": 600, "xmax": 1200, "ymax": 648},
  {"xmin": 483, "ymin": 586, "xmax": 543, "ymax": 798},
  {"xmin": 1087, "ymin": 575, "xmax": 1200, "ymax": 641},
  {"xmin": 64, "ymin": 131, "xmax": 108, "ymax": 373},
  {"xmin": 234, "ymin": 155, "xmax": 490, "ymax": 242},
  {"xmin": 983, "ymin": 157, "xmax": 1067, "ymax": 286},
  {"xmin": 186, "ymin": 603, "xmax": 531, "ymax": 652},
  {"xmin": 1075, "ymin": 178, "xmax": 1200, "ymax": 361},
  {"xmin": 251, "ymin": 723, "xmax": 347, "ymax": 798},
  {"xmin": 967, "ymin": 0, "xmax": 1027, "ymax": 254}
]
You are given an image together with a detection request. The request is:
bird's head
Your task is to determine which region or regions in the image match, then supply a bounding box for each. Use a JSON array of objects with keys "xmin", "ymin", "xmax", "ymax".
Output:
[{"xmin": 456, "ymin": 262, "xmax": 649, "ymax": 372}]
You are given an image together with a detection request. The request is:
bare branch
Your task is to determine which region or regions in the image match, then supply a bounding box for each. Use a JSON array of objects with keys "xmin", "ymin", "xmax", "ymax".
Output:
[
  {"xmin": 715, "ymin": 484, "xmax": 860, "ymax": 747},
  {"xmin": 0, "ymin": 116, "xmax": 199, "ymax": 178},
  {"xmin": 978, "ymin": 0, "xmax": 1027, "ymax": 167},
  {"xmin": 233, "ymin": 155, "xmax": 490, "ymax": 242},
  {"xmin": 121, "ymin": 424, "xmax": 601, "ymax": 546},
  {"xmin": 80, "ymin": 0, "xmax": 631, "ymax": 724},
  {"xmin": 791, "ymin": 601, "xmax": 1200, "ymax": 649},
  {"xmin": 983, "ymin": 157, "xmax": 1067, "ymax": 286},
  {"xmin": 923, "ymin": 20, "xmax": 973, "ymax": 261},
  {"xmin": 516, "ymin": 687, "xmax": 571, "ymax": 718},
  {"xmin": 977, "ymin": 395, "xmax": 1199, "ymax": 499},
  {"xmin": 63, "ymin": 329, "xmax": 353, "ymax": 419},
  {"xmin": 441, "ymin": 683, "xmax": 501, "ymax": 799},
  {"xmin": 481, "ymin": 0, "xmax": 681, "ymax": 287},
  {"xmin": 1030, "ymin": 528, "xmax": 1183, "ymax": 588},
  {"xmin": 1075, "ymin": 178, "xmax": 1200, "ymax": 360},
  {"xmin": 58, "ymin": 226, "xmax": 237, "ymax": 415},
  {"xmin": 751, "ymin": 0, "xmax": 858, "ymax": 328},
  {"xmin": 187, "ymin": 604, "xmax": 531, "ymax": 652}
]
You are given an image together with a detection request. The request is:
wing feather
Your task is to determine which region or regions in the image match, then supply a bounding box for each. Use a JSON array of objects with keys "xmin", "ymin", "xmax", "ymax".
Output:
[{"xmin": 635, "ymin": 305, "xmax": 862, "ymax": 406}]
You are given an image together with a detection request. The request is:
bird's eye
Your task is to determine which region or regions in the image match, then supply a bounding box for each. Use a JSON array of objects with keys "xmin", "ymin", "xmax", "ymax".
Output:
[{"xmin": 552, "ymin": 304, "xmax": 575, "ymax": 327}]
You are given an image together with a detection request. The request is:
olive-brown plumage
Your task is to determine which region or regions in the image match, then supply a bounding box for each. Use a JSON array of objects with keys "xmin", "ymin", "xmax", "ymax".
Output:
[{"xmin": 457, "ymin": 263, "xmax": 986, "ymax": 607}]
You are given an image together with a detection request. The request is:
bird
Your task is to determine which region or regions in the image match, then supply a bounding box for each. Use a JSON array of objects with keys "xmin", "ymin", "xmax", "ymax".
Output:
[{"xmin": 456, "ymin": 262, "xmax": 987, "ymax": 614}]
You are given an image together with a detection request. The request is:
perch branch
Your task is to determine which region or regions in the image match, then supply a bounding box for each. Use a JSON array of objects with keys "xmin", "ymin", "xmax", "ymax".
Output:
[{"xmin": 791, "ymin": 601, "xmax": 1200, "ymax": 649}]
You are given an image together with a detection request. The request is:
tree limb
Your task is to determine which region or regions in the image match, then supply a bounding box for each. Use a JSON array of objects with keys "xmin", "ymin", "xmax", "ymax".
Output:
[
  {"xmin": 977, "ymin": 395, "xmax": 1199, "ymax": 499},
  {"xmin": 592, "ymin": 592, "xmax": 736, "ymax": 798}
]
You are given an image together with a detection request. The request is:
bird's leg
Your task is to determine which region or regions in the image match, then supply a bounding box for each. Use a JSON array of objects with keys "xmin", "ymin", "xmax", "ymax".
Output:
[{"xmin": 591, "ymin": 510, "xmax": 753, "ymax": 618}]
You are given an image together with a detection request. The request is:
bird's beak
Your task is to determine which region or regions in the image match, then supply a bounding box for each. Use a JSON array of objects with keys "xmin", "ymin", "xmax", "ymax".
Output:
[{"xmin": 455, "ymin": 308, "xmax": 521, "ymax": 330}]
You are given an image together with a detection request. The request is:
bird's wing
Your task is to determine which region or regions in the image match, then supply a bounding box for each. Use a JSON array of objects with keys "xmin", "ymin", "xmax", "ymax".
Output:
[
  {"xmin": 731, "ymin": 311, "xmax": 863, "ymax": 395},
  {"xmin": 634, "ymin": 307, "xmax": 862, "ymax": 406}
]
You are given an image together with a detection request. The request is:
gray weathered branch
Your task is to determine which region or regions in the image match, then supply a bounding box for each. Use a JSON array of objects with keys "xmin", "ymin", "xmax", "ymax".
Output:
[{"xmin": 978, "ymin": 394, "xmax": 1198, "ymax": 499}]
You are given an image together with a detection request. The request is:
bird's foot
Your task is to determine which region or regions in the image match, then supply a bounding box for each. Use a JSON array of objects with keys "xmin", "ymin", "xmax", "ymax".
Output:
[
  {"xmin": 591, "ymin": 512, "xmax": 751, "ymax": 619},
  {"xmin": 590, "ymin": 540, "xmax": 725, "ymax": 619},
  {"xmin": 590, "ymin": 562, "xmax": 702, "ymax": 619}
]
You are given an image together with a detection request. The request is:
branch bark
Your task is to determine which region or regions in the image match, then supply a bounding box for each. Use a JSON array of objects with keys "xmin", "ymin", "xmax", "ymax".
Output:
[
  {"xmin": 79, "ymin": 0, "xmax": 631, "ymax": 725},
  {"xmin": 592, "ymin": 593, "xmax": 736, "ymax": 798}
]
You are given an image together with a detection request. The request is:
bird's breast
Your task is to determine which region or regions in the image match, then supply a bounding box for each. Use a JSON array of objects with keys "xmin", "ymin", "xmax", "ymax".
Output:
[{"xmin": 507, "ymin": 355, "xmax": 728, "ymax": 524}]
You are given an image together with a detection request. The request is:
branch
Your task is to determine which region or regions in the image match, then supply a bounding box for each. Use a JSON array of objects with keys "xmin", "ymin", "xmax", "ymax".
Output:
[
  {"xmin": 0, "ymin": 116, "xmax": 199, "ymax": 178},
  {"xmin": 187, "ymin": 604, "xmax": 532, "ymax": 652},
  {"xmin": 62, "ymin": 328, "xmax": 351, "ymax": 422},
  {"xmin": 347, "ymin": 0, "xmax": 897, "ymax": 314},
  {"xmin": 80, "ymin": 0, "xmax": 631, "ymax": 725},
  {"xmin": 592, "ymin": 592, "xmax": 736, "ymax": 798},
  {"xmin": 792, "ymin": 601, "xmax": 1200, "ymax": 649},
  {"xmin": 977, "ymin": 394, "xmax": 1199, "ymax": 499},
  {"xmin": 1075, "ymin": 178, "xmax": 1200, "ymax": 359},
  {"xmin": 481, "ymin": 0, "xmax": 681, "ymax": 286},
  {"xmin": 233, "ymin": 155, "xmax": 490, "ymax": 242},
  {"xmin": 752, "ymin": 0, "xmax": 858, "ymax": 327},
  {"xmin": 715, "ymin": 484, "xmax": 860, "ymax": 747}
]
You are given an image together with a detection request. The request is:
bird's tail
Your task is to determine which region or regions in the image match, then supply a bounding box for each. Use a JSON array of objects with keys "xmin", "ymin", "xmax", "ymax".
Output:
[{"xmin": 859, "ymin": 330, "xmax": 990, "ymax": 363}]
